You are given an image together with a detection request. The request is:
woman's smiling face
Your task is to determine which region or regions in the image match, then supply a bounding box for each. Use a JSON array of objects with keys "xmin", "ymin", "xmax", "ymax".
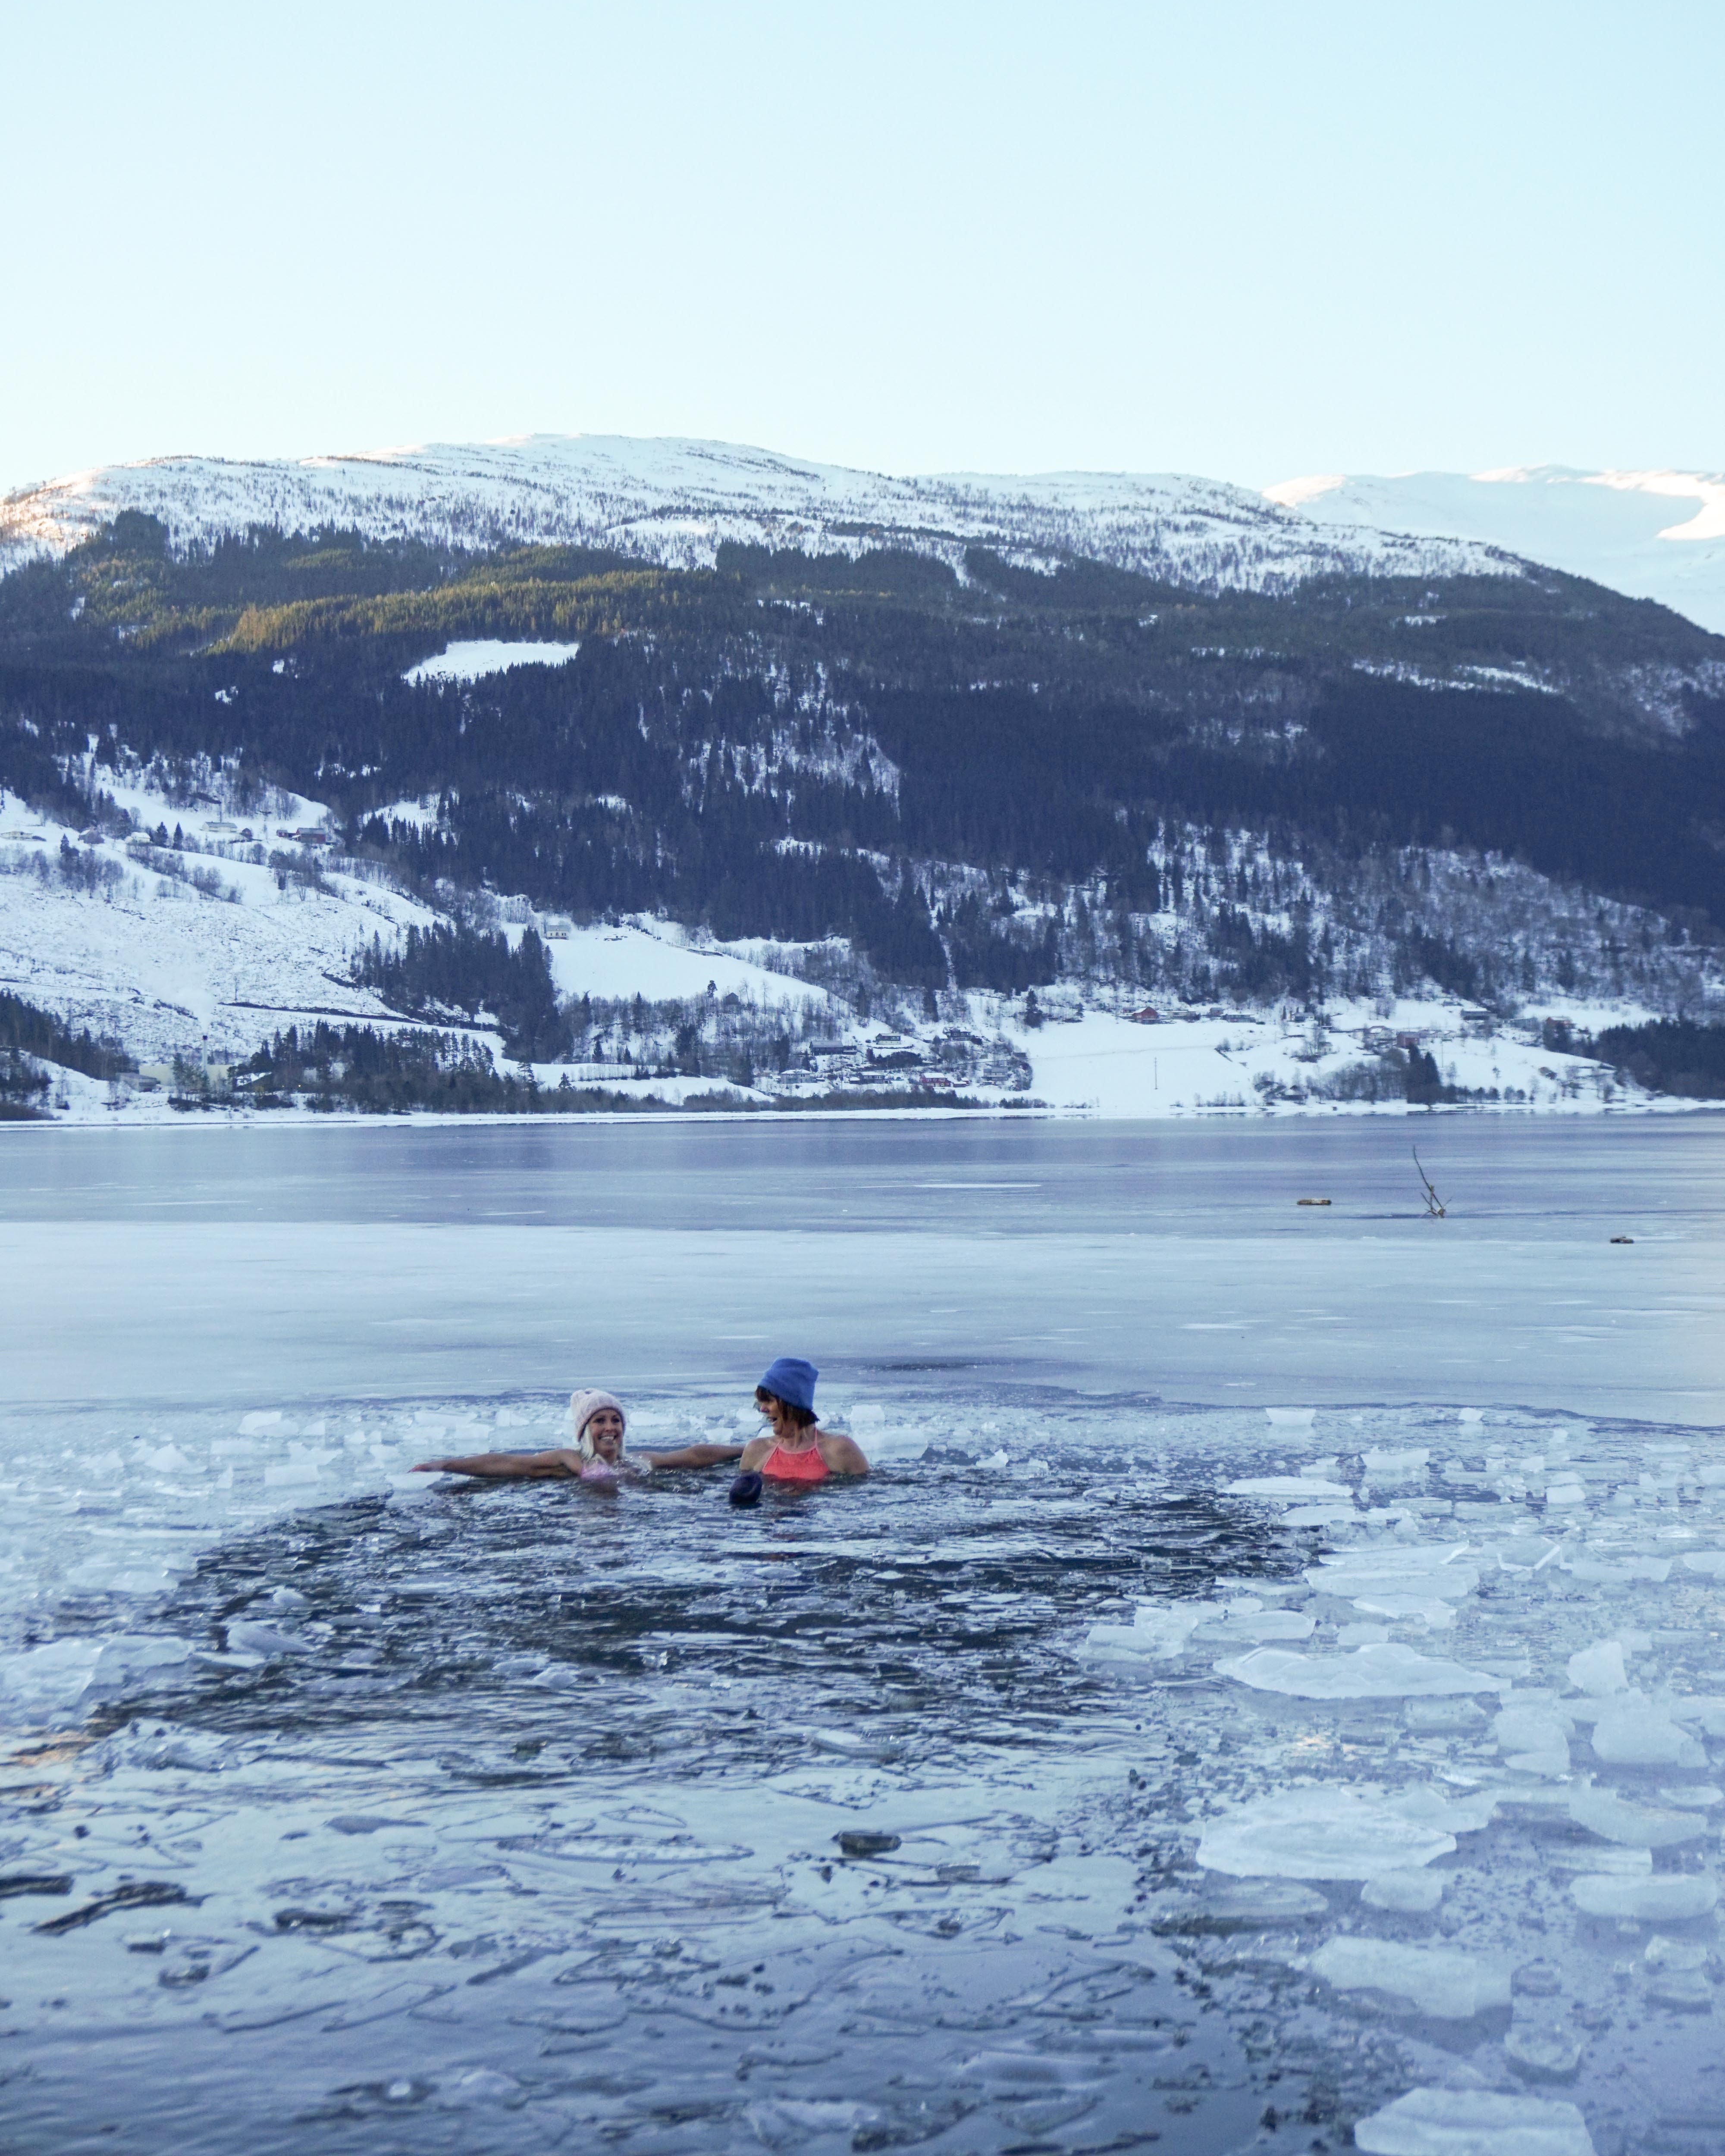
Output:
[{"xmin": 587, "ymin": 1408, "xmax": 625, "ymax": 1460}]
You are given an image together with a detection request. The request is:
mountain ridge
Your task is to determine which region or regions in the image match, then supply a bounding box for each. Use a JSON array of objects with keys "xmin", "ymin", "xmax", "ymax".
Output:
[{"xmin": 0, "ymin": 432, "xmax": 1515, "ymax": 597}]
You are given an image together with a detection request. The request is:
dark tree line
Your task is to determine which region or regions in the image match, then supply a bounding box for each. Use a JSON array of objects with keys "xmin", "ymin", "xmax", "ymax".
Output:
[
  {"xmin": 1589, "ymin": 1019, "xmax": 1725, "ymax": 1098},
  {"xmin": 351, "ymin": 925, "xmax": 570, "ymax": 1061}
]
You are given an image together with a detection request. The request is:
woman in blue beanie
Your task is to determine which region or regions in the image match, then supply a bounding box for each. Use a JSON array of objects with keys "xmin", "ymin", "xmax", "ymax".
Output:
[{"xmin": 738, "ymin": 1357, "xmax": 869, "ymax": 1484}]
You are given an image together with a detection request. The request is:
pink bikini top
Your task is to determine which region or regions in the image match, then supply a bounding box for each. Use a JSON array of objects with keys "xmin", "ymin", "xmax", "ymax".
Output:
[{"xmin": 761, "ymin": 1441, "xmax": 828, "ymax": 1484}]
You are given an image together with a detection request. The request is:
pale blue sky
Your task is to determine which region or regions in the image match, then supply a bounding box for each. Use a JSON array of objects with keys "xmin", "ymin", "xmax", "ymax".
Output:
[{"xmin": 3, "ymin": 1, "xmax": 1719, "ymax": 493}]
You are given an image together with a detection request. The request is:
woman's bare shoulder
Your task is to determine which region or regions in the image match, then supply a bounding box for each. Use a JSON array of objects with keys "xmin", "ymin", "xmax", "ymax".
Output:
[{"xmin": 816, "ymin": 1429, "xmax": 871, "ymax": 1474}]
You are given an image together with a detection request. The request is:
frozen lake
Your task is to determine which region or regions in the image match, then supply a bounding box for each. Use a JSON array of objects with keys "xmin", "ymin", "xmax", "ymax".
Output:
[
  {"xmin": 3, "ymin": 1115, "xmax": 1722, "ymax": 1419},
  {"xmin": 2, "ymin": 1116, "xmax": 1724, "ymax": 2155}
]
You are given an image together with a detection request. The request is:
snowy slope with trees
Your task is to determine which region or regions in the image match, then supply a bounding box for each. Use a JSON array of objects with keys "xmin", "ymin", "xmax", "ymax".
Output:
[
  {"xmin": 1, "ymin": 434, "xmax": 1512, "ymax": 595},
  {"xmin": 3, "ymin": 439, "xmax": 1724, "ymax": 1122}
]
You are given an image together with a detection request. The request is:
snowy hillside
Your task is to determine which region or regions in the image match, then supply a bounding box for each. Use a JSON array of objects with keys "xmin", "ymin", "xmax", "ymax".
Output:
[
  {"xmin": 1266, "ymin": 467, "xmax": 1725, "ymax": 633},
  {"xmin": 0, "ymin": 433, "xmax": 1513, "ymax": 595}
]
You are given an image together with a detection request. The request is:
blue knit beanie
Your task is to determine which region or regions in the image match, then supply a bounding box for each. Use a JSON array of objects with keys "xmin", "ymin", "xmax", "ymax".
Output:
[{"xmin": 758, "ymin": 1356, "xmax": 818, "ymax": 1413}]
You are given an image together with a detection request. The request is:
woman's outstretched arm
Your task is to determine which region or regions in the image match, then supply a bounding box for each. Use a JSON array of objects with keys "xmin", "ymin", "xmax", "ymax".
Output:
[
  {"xmin": 413, "ymin": 1449, "xmax": 583, "ymax": 1478},
  {"xmin": 639, "ymin": 1444, "xmax": 747, "ymax": 1470}
]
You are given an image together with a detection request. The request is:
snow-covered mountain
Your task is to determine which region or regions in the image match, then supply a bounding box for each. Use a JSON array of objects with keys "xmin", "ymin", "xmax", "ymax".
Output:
[
  {"xmin": 0, "ymin": 433, "xmax": 1512, "ymax": 595},
  {"xmin": 1265, "ymin": 467, "xmax": 1725, "ymax": 633}
]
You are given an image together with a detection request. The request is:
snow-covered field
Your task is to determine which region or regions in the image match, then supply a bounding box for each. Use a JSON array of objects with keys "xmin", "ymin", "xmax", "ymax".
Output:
[{"xmin": 999, "ymin": 1000, "xmax": 1648, "ymax": 1119}]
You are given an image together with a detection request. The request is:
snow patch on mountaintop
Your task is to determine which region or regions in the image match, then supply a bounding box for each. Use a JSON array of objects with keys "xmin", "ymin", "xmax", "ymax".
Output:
[
  {"xmin": 0, "ymin": 433, "xmax": 1513, "ymax": 597},
  {"xmin": 1265, "ymin": 467, "xmax": 1725, "ymax": 633}
]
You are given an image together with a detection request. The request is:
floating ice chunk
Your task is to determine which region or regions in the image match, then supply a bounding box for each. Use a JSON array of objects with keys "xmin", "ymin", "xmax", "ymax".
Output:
[
  {"xmin": 1265, "ymin": 1407, "xmax": 1317, "ymax": 1426},
  {"xmin": 1362, "ymin": 1868, "xmax": 1447, "ymax": 1913},
  {"xmin": 1644, "ymin": 1934, "xmax": 1710, "ymax": 1969},
  {"xmin": 1226, "ymin": 1476, "xmax": 1352, "ymax": 1499},
  {"xmin": 1148, "ymin": 1878, "xmax": 1330, "ymax": 1932},
  {"xmin": 437, "ymin": 2067, "xmax": 525, "ymax": 2109},
  {"xmin": 1567, "ymin": 1641, "xmax": 1628, "ymax": 1696},
  {"xmin": 1565, "ymin": 1554, "xmax": 1670, "ymax": 1583},
  {"xmin": 1659, "ymin": 1785, "xmax": 1724, "ymax": 1809},
  {"xmin": 1567, "ymin": 1786, "xmax": 1703, "ymax": 1849},
  {"xmin": 1504, "ymin": 2024, "xmax": 1586, "ymax": 2080},
  {"xmin": 1082, "ymin": 1602, "xmax": 1208, "ymax": 1662},
  {"xmin": 1493, "ymin": 1706, "xmax": 1571, "ymax": 1776},
  {"xmin": 1308, "ymin": 1547, "xmax": 1477, "ymax": 1601},
  {"xmin": 1679, "ymin": 1551, "xmax": 1725, "ymax": 1576},
  {"xmin": 1355, "ymin": 2088, "xmax": 1595, "ymax": 2156},
  {"xmin": 865, "ymin": 1424, "xmax": 930, "ymax": 1463},
  {"xmin": 239, "ymin": 1411, "xmax": 291, "ymax": 1435},
  {"xmin": 1591, "ymin": 1706, "xmax": 1706, "ymax": 1768},
  {"xmin": 1364, "ymin": 1448, "xmax": 1430, "ymax": 1484},
  {"xmin": 1355, "ymin": 1594, "xmax": 1458, "ymax": 1628},
  {"xmin": 979, "ymin": 1449, "xmax": 1010, "ymax": 1470},
  {"xmin": 1193, "ymin": 1608, "xmax": 1316, "ymax": 1644},
  {"xmin": 1310, "ymin": 1936, "xmax": 1511, "ymax": 2019},
  {"xmin": 1545, "ymin": 1480, "xmax": 1587, "ymax": 1507},
  {"xmin": 0, "ymin": 1633, "xmax": 192, "ymax": 1714},
  {"xmin": 1571, "ymin": 1873, "xmax": 1719, "ymax": 1921},
  {"xmin": 1283, "ymin": 1504, "xmax": 1358, "ymax": 1526},
  {"xmin": 1220, "ymin": 1642, "xmax": 1505, "ymax": 1699},
  {"xmin": 1548, "ymin": 1846, "xmax": 1652, "ymax": 1880},
  {"xmin": 1339, "ymin": 1623, "xmax": 1392, "ymax": 1647},
  {"xmin": 1197, "ymin": 1788, "xmax": 1462, "ymax": 1880},
  {"xmin": 227, "ymin": 1620, "xmax": 313, "ymax": 1658}
]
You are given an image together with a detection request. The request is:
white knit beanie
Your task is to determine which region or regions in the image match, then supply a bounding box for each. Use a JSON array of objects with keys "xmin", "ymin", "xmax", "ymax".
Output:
[{"xmin": 570, "ymin": 1388, "xmax": 627, "ymax": 1459}]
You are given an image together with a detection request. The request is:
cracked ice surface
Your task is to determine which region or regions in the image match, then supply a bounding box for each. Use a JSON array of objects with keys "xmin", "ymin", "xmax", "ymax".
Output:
[
  {"xmin": 6, "ymin": 1398, "xmax": 1725, "ymax": 2154},
  {"xmin": 4, "ymin": 1119, "xmax": 1725, "ymax": 2155}
]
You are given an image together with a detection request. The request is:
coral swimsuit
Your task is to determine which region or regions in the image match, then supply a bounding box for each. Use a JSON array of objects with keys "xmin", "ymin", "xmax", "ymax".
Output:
[{"xmin": 761, "ymin": 1442, "xmax": 829, "ymax": 1484}]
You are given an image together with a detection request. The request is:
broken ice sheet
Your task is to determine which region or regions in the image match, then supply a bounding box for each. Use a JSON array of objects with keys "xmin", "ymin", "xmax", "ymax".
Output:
[
  {"xmin": 1361, "ymin": 1868, "xmax": 1446, "ymax": 1913},
  {"xmin": 1570, "ymin": 1873, "xmax": 1719, "ymax": 1922},
  {"xmin": 1355, "ymin": 2087, "xmax": 1597, "ymax": 2156},
  {"xmin": 1590, "ymin": 1703, "xmax": 1706, "ymax": 1768},
  {"xmin": 1218, "ymin": 1640, "xmax": 1506, "ymax": 1698},
  {"xmin": 1566, "ymin": 1784, "xmax": 1705, "ymax": 1848},
  {"xmin": 1307, "ymin": 1544, "xmax": 1479, "ymax": 1600},
  {"xmin": 1195, "ymin": 1787, "xmax": 1481, "ymax": 1880},
  {"xmin": 1308, "ymin": 1935, "xmax": 1512, "ymax": 2019}
]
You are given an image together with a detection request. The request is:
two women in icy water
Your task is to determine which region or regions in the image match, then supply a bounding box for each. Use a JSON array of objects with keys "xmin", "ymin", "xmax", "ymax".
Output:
[{"xmin": 412, "ymin": 1355, "xmax": 870, "ymax": 1490}]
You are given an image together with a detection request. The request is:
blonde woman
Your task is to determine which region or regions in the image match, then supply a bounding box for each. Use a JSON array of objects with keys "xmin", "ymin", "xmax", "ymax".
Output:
[{"xmin": 413, "ymin": 1389, "xmax": 745, "ymax": 1488}]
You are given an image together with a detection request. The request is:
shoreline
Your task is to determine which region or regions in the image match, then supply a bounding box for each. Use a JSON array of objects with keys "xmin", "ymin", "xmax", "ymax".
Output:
[{"xmin": 4, "ymin": 1094, "xmax": 1722, "ymax": 1136}]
